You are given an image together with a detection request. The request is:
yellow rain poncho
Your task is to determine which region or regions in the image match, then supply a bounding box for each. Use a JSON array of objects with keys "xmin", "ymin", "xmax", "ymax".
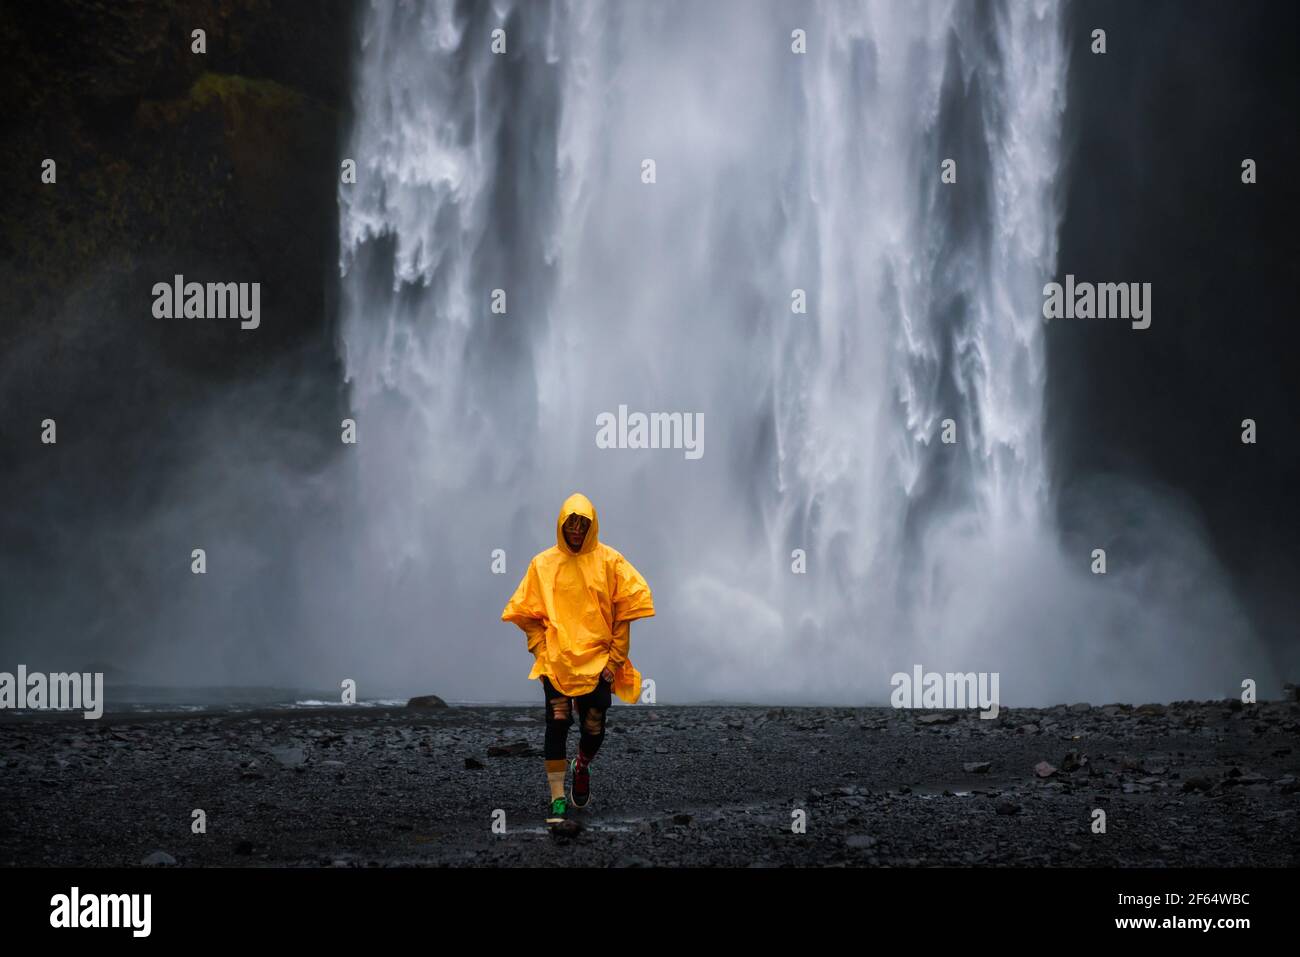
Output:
[{"xmin": 502, "ymin": 492, "xmax": 654, "ymax": 704}]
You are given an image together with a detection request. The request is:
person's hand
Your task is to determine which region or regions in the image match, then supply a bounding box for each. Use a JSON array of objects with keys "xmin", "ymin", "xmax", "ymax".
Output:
[{"xmin": 601, "ymin": 666, "xmax": 615, "ymax": 683}]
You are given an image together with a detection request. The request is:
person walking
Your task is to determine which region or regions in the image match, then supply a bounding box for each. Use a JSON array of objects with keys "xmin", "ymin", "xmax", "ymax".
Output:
[{"xmin": 501, "ymin": 492, "xmax": 654, "ymax": 826}]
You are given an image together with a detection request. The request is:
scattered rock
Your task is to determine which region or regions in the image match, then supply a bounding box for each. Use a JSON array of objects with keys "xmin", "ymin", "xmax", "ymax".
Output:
[
  {"xmin": 1227, "ymin": 773, "xmax": 1268, "ymax": 787},
  {"xmin": 6, "ymin": 693, "xmax": 1295, "ymax": 868},
  {"xmin": 917, "ymin": 713, "xmax": 958, "ymax": 725},
  {"xmin": 268, "ymin": 745, "xmax": 306, "ymax": 767},
  {"xmin": 486, "ymin": 741, "xmax": 532, "ymax": 757},
  {"xmin": 549, "ymin": 819, "xmax": 583, "ymax": 839},
  {"xmin": 407, "ymin": 695, "xmax": 449, "ymax": 709}
]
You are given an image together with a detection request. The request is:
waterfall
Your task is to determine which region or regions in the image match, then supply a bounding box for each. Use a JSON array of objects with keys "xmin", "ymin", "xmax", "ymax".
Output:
[
  {"xmin": 338, "ymin": 0, "xmax": 1237, "ymax": 705},
  {"xmin": 336, "ymin": 0, "xmax": 1072, "ymax": 702}
]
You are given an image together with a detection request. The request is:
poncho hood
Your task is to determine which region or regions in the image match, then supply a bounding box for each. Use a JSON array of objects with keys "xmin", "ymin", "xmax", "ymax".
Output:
[{"xmin": 556, "ymin": 492, "xmax": 599, "ymax": 555}]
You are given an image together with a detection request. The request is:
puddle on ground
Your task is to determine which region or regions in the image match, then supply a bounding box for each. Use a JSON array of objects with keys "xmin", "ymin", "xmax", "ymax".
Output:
[
  {"xmin": 503, "ymin": 800, "xmax": 792, "ymax": 836},
  {"xmin": 511, "ymin": 823, "xmax": 634, "ymax": 835}
]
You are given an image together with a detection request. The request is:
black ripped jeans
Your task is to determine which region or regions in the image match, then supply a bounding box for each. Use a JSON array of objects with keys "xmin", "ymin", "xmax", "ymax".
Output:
[{"xmin": 541, "ymin": 674, "xmax": 612, "ymax": 762}]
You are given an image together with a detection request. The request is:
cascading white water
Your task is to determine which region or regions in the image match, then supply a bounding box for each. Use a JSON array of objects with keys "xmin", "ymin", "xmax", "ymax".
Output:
[
  {"xmin": 761, "ymin": 0, "xmax": 1066, "ymax": 687},
  {"xmin": 336, "ymin": 0, "xmax": 1069, "ymax": 703},
  {"xmin": 335, "ymin": 0, "xmax": 1262, "ymax": 705}
]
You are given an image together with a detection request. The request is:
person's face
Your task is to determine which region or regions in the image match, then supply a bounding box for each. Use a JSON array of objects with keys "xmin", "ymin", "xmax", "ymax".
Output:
[{"xmin": 562, "ymin": 513, "xmax": 591, "ymax": 551}]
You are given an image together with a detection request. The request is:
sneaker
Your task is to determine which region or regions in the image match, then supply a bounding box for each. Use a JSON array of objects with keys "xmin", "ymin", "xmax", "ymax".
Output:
[
  {"xmin": 569, "ymin": 757, "xmax": 591, "ymax": 809},
  {"xmin": 546, "ymin": 796, "xmax": 568, "ymax": 825}
]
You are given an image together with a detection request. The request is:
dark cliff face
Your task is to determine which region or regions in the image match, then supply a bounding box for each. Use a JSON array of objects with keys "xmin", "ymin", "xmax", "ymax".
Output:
[
  {"xmin": 1050, "ymin": 0, "xmax": 1299, "ymax": 648},
  {"xmin": 0, "ymin": 2, "xmax": 357, "ymax": 663},
  {"xmin": 1, "ymin": 0, "xmax": 354, "ymax": 343},
  {"xmin": 0, "ymin": 0, "xmax": 356, "ymax": 514}
]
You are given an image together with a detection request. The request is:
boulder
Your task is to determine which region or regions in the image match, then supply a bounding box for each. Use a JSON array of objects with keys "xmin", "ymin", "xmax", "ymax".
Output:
[{"xmin": 407, "ymin": 695, "xmax": 448, "ymax": 709}]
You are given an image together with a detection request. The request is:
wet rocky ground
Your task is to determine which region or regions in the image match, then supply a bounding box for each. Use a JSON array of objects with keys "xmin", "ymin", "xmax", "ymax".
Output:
[{"xmin": 1, "ymin": 699, "xmax": 1297, "ymax": 867}]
